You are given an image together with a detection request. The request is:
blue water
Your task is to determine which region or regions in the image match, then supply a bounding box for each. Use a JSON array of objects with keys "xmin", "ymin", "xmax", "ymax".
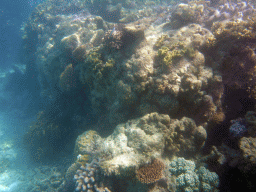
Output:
[{"xmin": 0, "ymin": 1, "xmax": 46, "ymax": 191}]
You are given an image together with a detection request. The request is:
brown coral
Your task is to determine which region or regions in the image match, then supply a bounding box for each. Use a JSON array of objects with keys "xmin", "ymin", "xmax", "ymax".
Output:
[
  {"xmin": 239, "ymin": 137, "xmax": 256, "ymax": 171},
  {"xmin": 166, "ymin": 117, "xmax": 207, "ymax": 158},
  {"xmin": 209, "ymin": 18, "xmax": 256, "ymax": 98},
  {"xmin": 136, "ymin": 158, "xmax": 165, "ymax": 184},
  {"xmin": 59, "ymin": 64, "xmax": 77, "ymax": 92}
]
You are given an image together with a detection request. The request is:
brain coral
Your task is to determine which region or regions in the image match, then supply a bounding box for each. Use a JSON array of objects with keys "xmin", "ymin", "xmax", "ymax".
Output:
[{"xmin": 136, "ymin": 158, "xmax": 165, "ymax": 184}]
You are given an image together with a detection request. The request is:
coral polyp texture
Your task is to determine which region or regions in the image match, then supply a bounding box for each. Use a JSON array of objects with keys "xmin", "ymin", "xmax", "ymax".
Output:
[{"xmin": 136, "ymin": 158, "xmax": 165, "ymax": 184}]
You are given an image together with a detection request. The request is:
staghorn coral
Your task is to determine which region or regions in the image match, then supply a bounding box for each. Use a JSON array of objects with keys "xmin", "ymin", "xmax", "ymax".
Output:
[{"xmin": 136, "ymin": 158, "xmax": 165, "ymax": 184}]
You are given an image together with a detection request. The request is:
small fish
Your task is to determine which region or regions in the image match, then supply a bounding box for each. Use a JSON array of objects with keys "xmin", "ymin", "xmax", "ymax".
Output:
[{"xmin": 109, "ymin": 25, "xmax": 116, "ymax": 37}]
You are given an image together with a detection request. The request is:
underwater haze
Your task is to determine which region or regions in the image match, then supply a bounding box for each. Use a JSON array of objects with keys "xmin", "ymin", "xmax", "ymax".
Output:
[{"xmin": 1, "ymin": 0, "xmax": 256, "ymax": 191}]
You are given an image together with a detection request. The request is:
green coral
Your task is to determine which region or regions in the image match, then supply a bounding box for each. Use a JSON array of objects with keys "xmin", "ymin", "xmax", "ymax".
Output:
[
  {"xmin": 169, "ymin": 157, "xmax": 196, "ymax": 176},
  {"xmin": 197, "ymin": 166, "xmax": 219, "ymax": 192},
  {"xmin": 169, "ymin": 158, "xmax": 219, "ymax": 192},
  {"xmin": 157, "ymin": 42, "xmax": 195, "ymax": 67}
]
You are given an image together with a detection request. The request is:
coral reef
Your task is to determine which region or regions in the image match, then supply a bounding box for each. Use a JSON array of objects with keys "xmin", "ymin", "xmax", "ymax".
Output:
[
  {"xmin": 229, "ymin": 118, "xmax": 248, "ymax": 138},
  {"xmin": 73, "ymin": 158, "xmax": 112, "ymax": 192},
  {"xmin": 20, "ymin": 0, "xmax": 256, "ymax": 191},
  {"xmin": 73, "ymin": 112, "xmax": 207, "ymax": 185},
  {"xmin": 59, "ymin": 64, "xmax": 77, "ymax": 92},
  {"xmin": 239, "ymin": 137, "xmax": 256, "ymax": 171},
  {"xmin": 205, "ymin": 1, "xmax": 256, "ymax": 28},
  {"xmin": 23, "ymin": 111, "xmax": 72, "ymax": 162},
  {"xmin": 136, "ymin": 158, "xmax": 165, "ymax": 184},
  {"xmin": 166, "ymin": 117, "xmax": 207, "ymax": 158},
  {"xmin": 169, "ymin": 157, "xmax": 219, "ymax": 192},
  {"xmin": 22, "ymin": 0, "xmax": 224, "ymax": 130},
  {"xmin": 206, "ymin": 15, "xmax": 256, "ymax": 98},
  {"xmin": 167, "ymin": 3, "xmax": 204, "ymax": 29}
]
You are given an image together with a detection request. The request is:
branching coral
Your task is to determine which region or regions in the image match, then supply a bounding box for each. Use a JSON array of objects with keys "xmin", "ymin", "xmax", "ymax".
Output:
[
  {"xmin": 155, "ymin": 37, "xmax": 195, "ymax": 68},
  {"xmin": 73, "ymin": 158, "xmax": 113, "ymax": 192}
]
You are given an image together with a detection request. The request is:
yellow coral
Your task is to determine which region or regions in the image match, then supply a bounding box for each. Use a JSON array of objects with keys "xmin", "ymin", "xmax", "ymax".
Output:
[{"xmin": 157, "ymin": 42, "xmax": 193, "ymax": 67}]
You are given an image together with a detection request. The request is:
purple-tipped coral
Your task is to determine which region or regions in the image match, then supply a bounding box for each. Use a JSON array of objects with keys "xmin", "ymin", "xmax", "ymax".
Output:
[
  {"xmin": 73, "ymin": 159, "xmax": 112, "ymax": 192},
  {"xmin": 229, "ymin": 118, "xmax": 248, "ymax": 138}
]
